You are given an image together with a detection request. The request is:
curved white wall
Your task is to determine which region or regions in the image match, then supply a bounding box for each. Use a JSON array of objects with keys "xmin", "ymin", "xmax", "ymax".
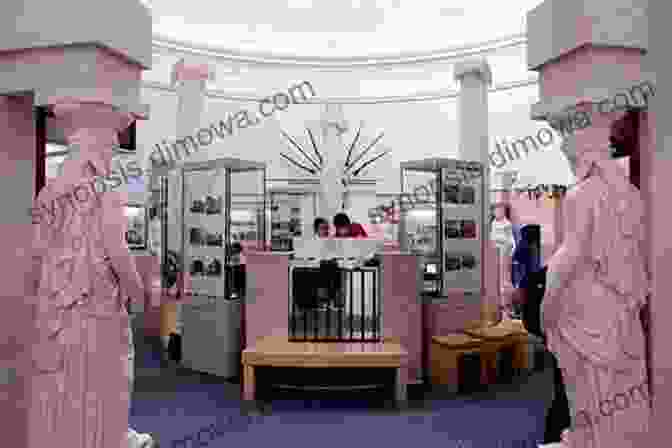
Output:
[{"xmin": 136, "ymin": 37, "xmax": 575, "ymax": 196}]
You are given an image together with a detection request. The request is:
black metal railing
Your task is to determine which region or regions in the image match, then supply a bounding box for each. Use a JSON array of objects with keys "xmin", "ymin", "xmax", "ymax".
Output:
[{"xmin": 288, "ymin": 263, "xmax": 381, "ymax": 342}]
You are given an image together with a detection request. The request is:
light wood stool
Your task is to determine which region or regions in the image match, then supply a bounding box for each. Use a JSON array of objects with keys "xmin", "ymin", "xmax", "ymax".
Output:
[
  {"xmin": 495, "ymin": 319, "xmax": 530, "ymax": 373},
  {"xmin": 463, "ymin": 320, "xmax": 529, "ymax": 383},
  {"xmin": 430, "ymin": 333, "xmax": 485, "ymax": 387}
]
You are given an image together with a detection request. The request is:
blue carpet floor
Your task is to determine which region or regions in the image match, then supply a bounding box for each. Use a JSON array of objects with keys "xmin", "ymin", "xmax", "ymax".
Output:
[
  {"xmin": 129, "ymin": 342, "xmax": 546, "ymax": 448},
  {"xmin": 130, "ymin": 382, "xmax": 545, "ymax": 447}
]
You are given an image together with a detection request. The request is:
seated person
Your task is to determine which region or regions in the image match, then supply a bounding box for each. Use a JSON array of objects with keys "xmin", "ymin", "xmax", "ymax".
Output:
[
  {"xmin": 333, "ymin": 212, "xmax": 368, "ymax": 238},
  {"xmin": 314, "ymin": 217, "xmax": 329, "ymax": 238}
]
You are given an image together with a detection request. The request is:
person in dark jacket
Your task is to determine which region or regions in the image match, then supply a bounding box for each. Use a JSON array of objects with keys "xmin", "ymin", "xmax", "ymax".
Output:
[
  {"xmin": 509, "ymin": 266, "xmax": 571, "ymax": 445},
  {"xmin": 510, "ymin": 224, "xmax": 541, "ymax": 318}
]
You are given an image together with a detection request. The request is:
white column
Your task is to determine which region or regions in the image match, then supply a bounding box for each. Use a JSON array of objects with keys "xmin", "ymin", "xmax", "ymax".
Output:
[
  {"xmin": 171, "ymin": 59, "xmax": 213, "ymax": 146},
  {"xmin": 455, "ymin": 59, "xmax": 493, "ymax": 326},
  {"xmin": 164, "ymin": 60, "xmax": 213, "ymax": 252},
  {"xmin": 454, "ymin": 58, "xmax": 492, "ymax": 163},
  {"xmin": 165, "ymin": 60, "xmax": 213, "ymax": 344}
]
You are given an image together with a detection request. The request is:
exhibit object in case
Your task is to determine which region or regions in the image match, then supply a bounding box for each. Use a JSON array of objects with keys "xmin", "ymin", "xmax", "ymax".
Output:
[
  {"xmin": 400, "ymin": 158, "xmax": 485, "ymax": 297},
  {"xmin": 152, "ymin": 157, "xmax": 266, "ymax": 378}
]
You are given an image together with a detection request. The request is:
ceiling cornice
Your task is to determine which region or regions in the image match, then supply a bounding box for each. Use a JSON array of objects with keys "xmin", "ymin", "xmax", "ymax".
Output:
[
  {"xmin": 152, "ymin": 32, "xmax": 527, "ymax": 68},
  {"xmin": 141, "ymin": 77, "xmax": 538, "ymax": 104}
]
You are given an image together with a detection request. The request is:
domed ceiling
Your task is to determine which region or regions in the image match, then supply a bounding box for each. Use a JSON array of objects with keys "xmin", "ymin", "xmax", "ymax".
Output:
[{"xmin": 145, "ymin": 0, "xmax": 544, "ymax": 60}]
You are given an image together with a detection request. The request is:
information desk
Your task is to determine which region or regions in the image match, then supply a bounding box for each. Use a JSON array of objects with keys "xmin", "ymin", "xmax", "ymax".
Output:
[{"xmin": 242, "ymin": 336, "xmax": 408, "ymax": 402}]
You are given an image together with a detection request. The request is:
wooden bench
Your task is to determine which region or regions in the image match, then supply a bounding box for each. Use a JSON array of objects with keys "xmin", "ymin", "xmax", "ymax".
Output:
[{"xmin": 242, "ymin": 336, "xmax": 408, "ymax": 402}]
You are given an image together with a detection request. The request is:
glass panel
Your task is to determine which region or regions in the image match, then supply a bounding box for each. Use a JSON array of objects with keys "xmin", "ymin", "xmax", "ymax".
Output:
[
  {"xmin": 182, "ymin": 167, "xmax": 227, "ymax": 299},
  {"xmin": 228, "ymin": 168, "xmax": 265, "ymax": 252},
  {"xmin": 228, "ymin": 167, "xmax": 265, "ymax": 300},
  {"xmin": 154, "ymin": 171, "xmax": 183, "ymax": 294},
  {"xmin": 401, "ymin": 168, "xmax": 441, "ymax": 295}
]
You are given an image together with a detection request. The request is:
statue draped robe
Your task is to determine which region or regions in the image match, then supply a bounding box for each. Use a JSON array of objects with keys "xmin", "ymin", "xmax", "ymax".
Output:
[
  {"xmin": 27, "ymin": 165, "xmax": 130, "ymax": 448},
  {"xmin": 542, "ymin": 171, "xmax": 650, "ymax": 448}
]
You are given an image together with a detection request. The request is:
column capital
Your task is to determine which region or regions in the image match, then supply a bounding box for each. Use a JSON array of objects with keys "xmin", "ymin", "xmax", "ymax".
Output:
[
  {"xmin": 454, "ymin": 58, "xmax": 492, "ymax": 86},
  {"xmin": 51, "ymin": 101, "xmax": 137, "ymax": 138},
  {"xmin": 171, "ymin": 58, "xmax": 214, "ymax": 87}
]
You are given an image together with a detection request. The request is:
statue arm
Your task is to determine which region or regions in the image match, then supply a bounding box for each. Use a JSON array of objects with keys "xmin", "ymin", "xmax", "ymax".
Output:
[{"xmin": 543, "ymin": 190, "xmax": 592, "ymax": 327}]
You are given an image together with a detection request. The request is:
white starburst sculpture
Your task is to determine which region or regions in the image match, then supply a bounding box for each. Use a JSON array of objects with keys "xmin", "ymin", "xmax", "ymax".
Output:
[
  {"xmin": 319, "ymin": 104, "xmax": 349, "ymax": 218},
  {"xmin": 280, "ymin": 104, "xmax": 389, "ymax": 217},
  {"xmin": 279, "ymin": 104, "xmax": 388, "ymax": 220}
]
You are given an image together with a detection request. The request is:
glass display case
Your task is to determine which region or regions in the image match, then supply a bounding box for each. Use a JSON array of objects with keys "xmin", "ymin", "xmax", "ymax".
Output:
[
  {"xmin": 400, "ymin": 158, "xmax": 485, "ymax": 296},
  {"xmin": 152, "ymin": 157, "xmax": 265, "ymax": 378},
  {"xmin": 152, "ymin": 157, "xmax": 266, "ymax": 300}
]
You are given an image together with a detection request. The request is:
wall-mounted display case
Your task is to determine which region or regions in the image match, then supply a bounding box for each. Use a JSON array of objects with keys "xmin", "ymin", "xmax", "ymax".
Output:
[{"xmin": 400, "ymin": 158, "xmax": 485, "ymax": 297}]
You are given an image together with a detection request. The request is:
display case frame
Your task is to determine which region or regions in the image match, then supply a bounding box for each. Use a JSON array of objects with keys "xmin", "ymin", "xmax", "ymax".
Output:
[{"xmin": 400, "ymin": 158, "xmax": 486, "ymax": 297}]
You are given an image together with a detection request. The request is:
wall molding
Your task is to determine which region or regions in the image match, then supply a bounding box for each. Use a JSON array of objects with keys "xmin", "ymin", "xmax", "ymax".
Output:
[
  {"xmin": 141, "ymin": 77, "xmax": 538, "ymax": 104},
  {"xmin": 152, "ymin": 33, "xmax": 527, "ymax": 69}
]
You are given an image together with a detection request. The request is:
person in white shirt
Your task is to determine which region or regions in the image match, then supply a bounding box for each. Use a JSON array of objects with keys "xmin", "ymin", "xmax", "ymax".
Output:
[{"xmin": 490, "ymin": 202, "xmax": 516, "ymax": 315}]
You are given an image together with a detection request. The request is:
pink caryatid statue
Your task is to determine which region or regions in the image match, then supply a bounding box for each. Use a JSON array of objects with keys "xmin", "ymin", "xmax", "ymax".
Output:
[
  {"xmin": 27, "ymin": 103, "xmax": 146, "ymax": 448},
  {"xmin": 542, "ymin": 125, "xmax": 651, "ymax": 448}
]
